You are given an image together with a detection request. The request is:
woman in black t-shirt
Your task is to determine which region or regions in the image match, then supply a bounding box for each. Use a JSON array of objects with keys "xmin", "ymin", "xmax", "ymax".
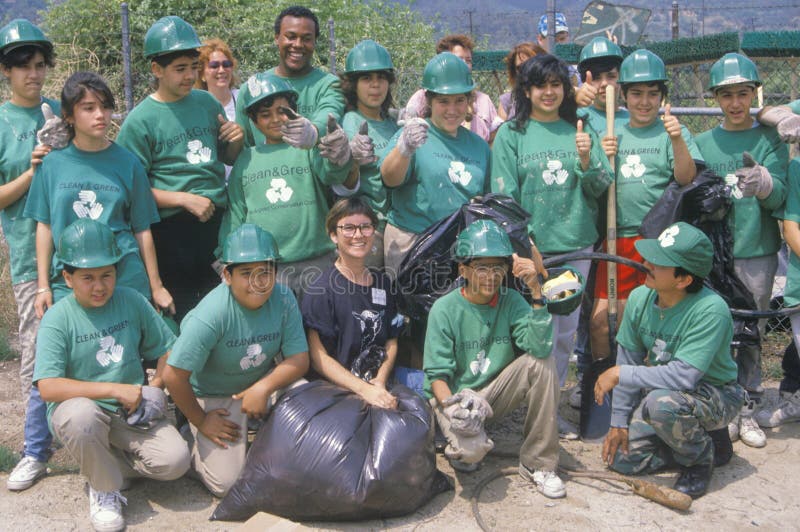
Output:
[{"xmin": 301, "ymin": 197, "xmax": 402, "ymax": 408}]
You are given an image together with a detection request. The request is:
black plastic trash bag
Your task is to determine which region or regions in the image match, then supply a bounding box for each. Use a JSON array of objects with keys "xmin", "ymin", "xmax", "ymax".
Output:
[
  {"xmin": 211, "ymin": 380, "xmax": 450, "ymax": 522},
  {"xmin": 396, "ymin": 193, "xmax": 532, "ymax": 322},
  {"xmin": 638, "ymin": 166, "xmax": 759, "ymax": 346}
]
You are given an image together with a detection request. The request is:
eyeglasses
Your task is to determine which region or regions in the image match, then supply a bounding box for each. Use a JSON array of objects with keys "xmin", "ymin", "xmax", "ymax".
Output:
[
  {"xmin": 467, "ymin": 263, "xmax": 508, "ymax": 277},
  {"xmin": 337, "ymin": 223, "xmax": 375, "ymax": 237},
  {"xmin": 208, "ymin": 60, "xmax": 233, "ymax": 69}
]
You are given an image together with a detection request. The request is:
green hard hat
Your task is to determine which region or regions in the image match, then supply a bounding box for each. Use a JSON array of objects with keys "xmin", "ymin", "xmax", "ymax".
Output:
[
  {"xmin": 243, "ymin": 72, "xmax": 298, "ymax": 112},
  {"xmin": 345, "ymin": 39, "xmax": 394, "ymax": 74},
  {"xmin": 222, "ymin": 224, "xmax": 281, "ymax": 263},
  {"xmin": 578, "ymin": 37, "xmax": 623, "ymax": 68},
  {"xmin": 542, "ymin": 265, "xmax": 585, "ymax": 316},
  {"xmin": 453, "ymin": 220, "xmax": 514, "ymax": 262},
  {"xmin": 619, "ymin": 49, "xmax": 667, "ymax": 84},
  {"xmin": 708, "ymin": 53, "xmax": 761, "ymax": 91},
  {"xmin": 422, "ymin": 52, "xmax": 475, "ymax": 95},
  {"xmin": 0, "ymin": 18, "xmax": 52, "ymax": 55},
  {"xmin": 143, "ymin": 16, "xmax": 202, "ymax": 59},
  {"xmin": 58, "ymin": 219, "xmax": 122, "ymax": 269}
]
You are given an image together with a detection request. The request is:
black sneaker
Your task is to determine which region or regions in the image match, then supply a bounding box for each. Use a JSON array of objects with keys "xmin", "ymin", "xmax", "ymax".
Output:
[
  {"xmin": 674, "ymin": 462, "xmax": 713, "ymax": 499},
  {"xmin": 708, "ymin": 428, "xmax": 733, "ymax": 467}
]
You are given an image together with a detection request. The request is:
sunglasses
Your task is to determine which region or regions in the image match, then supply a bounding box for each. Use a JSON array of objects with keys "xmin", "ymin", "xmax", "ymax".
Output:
[{"xmin": 208, "ymin": 60, "xmax": 233, "ymax": 69}]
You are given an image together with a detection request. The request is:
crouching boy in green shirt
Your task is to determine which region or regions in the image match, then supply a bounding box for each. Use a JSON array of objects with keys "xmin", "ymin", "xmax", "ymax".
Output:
[
  {"xmin": 595, "ymin": 222, "xmax": 744, "ymax": 499},
  {"xmin": 33, "ymin": 219, "xmax": 190, "ymax": 532},
  {"xmin": 424, "ymin": 220, "xmax": 565, "ymax": 499},
  {"xmin": 163, "ymin": 224, "xmax": 309, "ymax": 497}
]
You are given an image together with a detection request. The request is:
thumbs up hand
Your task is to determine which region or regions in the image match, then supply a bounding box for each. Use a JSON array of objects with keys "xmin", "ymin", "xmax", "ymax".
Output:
[
  {"xmin": 280, "ymin": 107, "xmax": 319, "ymax": 149},
  {"xmin": 218, "ymin": 113, "xmax": 244, "ymax": 144},
  {"xmin": 36, "ymin": 102, "xmax": 69, "ymax": 149},
  {"xmin": 575, "ymin": 71, "xmax": 598, "ymax": 107},
  {"xmin": 318, "ymin": 113, "xmax": 351, "ymax": 166},
  {"xmin": 350, "ymin": 121, "xmax": 377, "ymax": 165},
  {"xmin": 662, "ymin": 104, "xmax": 681, "ymax": 139},
  {"xmin": 575, "ymin": 119, "xmax": 593, "ymax": 167}
]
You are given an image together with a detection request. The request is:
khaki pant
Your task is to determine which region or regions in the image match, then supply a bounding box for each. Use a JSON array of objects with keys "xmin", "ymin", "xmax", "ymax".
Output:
[
  {"xmin": 432, "ymin": 354, "xmax": 560, "ymax": 471},
  {"xmin": 51, "ymin": 397, "xmax": 190, "ymax": 492},
  {"xmin": 383, "ymin": 223, "xmax": 419, "ymax": 281},
  {"xmin": 277, "ymin": 252, "xmax": 335, "ymax": 302},
  {"xmin": 13, "ymin": 280, "xmax": 39, "ymax": 401}
]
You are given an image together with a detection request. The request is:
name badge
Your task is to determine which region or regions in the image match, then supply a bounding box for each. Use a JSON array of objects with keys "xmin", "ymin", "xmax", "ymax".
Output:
[{"xmin": 371, "ymin": 288, "xmax": 386, "ymax": 306}]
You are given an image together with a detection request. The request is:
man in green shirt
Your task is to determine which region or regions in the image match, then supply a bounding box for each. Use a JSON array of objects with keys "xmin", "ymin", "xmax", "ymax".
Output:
[
  {"xmin": 695, "ymin": 53, "xmax": 787, "ymax": 449},
  {"xmin": 424, "ymin": 220, "xmax": 565, "ymax": 499},
  {"xmin": 234, "ymin": 5, "xmax": 345, "ymax": 148},
  {"xmin": 163, "ymin": 224, "xmax": 309, "ymax": 497},
  {"xmin": 34, "ymin": 219, "xmax": 190, "ymax": 532},
  {"xmin": 595, "ymin": 222, "xmax": 743, "ymax": 499}
]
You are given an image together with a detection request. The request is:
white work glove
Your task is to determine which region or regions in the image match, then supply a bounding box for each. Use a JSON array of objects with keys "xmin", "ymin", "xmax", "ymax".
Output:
[
  {"xmin": 759, "ymin": 106, "xmax": 800, "ymax": 144},
  {"xmin": 37, "ymin": 102, "xmax": 69, "ymax": 149},
  {"xmin": 280, "ymin": 106, "xmax": 319, "ymax": 149},
  {"xmin": 442, "ymin": 389, "xmax": 493, "ymax": 436},
  {"xmin": 396, "ymin": 117, "xmax": 429, "ymax": 158},
  {"xmin": 735, "ymin": 151, "xmax": 773, "ymax": 200},
  {"xmin": 350, "ymin": 121, "xmax": 377, "ymax": 165},
  {"xmin": 318, "ymin": 114, "xmax": 351, "ymax": 167},
  {"xmin": 124, "ymin": 386, "xmax": 167, "ymax": 428}
]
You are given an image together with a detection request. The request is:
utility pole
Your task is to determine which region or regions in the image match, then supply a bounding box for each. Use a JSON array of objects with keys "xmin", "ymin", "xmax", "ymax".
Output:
[
  {"xmin": 466, "ymin": 9, "xmax": 475, "ymax": 36},
  {"xmin": 547, "ymin": 0, "xmax": 556, "ymax": 53},
  {"xmin": 672, "ymin": 1, "xmax": 679, "ymax": 40}
]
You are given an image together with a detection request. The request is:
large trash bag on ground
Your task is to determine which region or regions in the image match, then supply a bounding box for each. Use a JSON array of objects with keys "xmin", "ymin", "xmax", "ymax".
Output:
[
  {"xmin": 396, "ymin": 193, "xmax": 532, "ymax": 322},
  {"xmin": 638, "ymin": 166, "xmax": 759, "ymax": 346},
  {"xmin": 211, "ymin": 380, "xmax": 450, "ymax": 522}
]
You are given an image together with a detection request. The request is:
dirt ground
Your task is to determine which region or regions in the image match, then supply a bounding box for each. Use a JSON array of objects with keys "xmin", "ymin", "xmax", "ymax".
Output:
[{"xmin": 1, "ymin": 356, "xmax": 799, "ymax": 532}]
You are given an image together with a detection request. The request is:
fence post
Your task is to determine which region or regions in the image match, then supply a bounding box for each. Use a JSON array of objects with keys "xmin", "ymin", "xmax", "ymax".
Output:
[
  {"xmin": 121, "ymin": 3, "xmax": 133, "ymax": 114},
  {"xmin": 328, "ymin": 17, "xmax": 336, "ymax": 75}
]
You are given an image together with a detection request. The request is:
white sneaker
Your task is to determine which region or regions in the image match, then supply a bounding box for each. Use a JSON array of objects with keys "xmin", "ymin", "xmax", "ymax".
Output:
[
  {"xmin": 739, "ymin": 415, "xmax": 766, "ymax": 447},
  {"xmin": 6, "ymin": 455, "xmax": 47, "ymax": 491},
  {"xmin": 568, "ymin": 383, "xmax": 582, "ymax": 409},
  {"xmin": 88, "ymin": 487, "xmax": 126, "ymax": 532},
  {"xmin": 519, "ymin": 464, "xmax": 566, "ymax": 499},
  {"xmin": 755, "ymin": 391, "xmax": 800, "ymax": 428},
  {"xmin": 728, "ymin": 417, "xmax": 740, "ymax": 442},
  {"xmin": 558, "ymin": 415, "xmax": 579, "ymax": 440}
]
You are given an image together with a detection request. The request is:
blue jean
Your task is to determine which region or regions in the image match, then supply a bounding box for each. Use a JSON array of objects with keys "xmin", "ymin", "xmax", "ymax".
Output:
[{"xmin": 23, "ymin": 386, "xmax": 52, "ymax": 462}]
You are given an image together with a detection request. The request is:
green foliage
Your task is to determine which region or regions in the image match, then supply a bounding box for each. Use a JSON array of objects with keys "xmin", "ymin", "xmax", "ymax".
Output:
[
  {"xmin": 40, "ymin": 0, "xmax": 437, "ymax": 106},
  {"xmin": 742, "ymin": 31, "xmax": 800, "ymax": 58},
  {"xmin": 0, "ymin": 444, "xmax": 19, "ymax": 473}
]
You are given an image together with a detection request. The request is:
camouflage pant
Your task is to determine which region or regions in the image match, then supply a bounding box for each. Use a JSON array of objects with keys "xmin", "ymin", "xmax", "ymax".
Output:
[
  {"xmin": 13, "ymin": 280, "xmax": 40, "ymax": 401},
  {"xmin": 610, "ymin": 381, "xmax": 744, "ymax": 475}
]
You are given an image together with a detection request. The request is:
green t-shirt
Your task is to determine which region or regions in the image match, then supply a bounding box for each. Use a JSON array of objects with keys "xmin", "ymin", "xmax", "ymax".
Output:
[
  {"xmin": 167, "ymin": 282, "xmax": 308, "ymax": 397},
  {"xmin": 780, "ymin": 158, "xmax": 800, "ymax": 306},
  {"xmin": 33, "ymin": 286, "xmax": 176, "ymax": 420},
  {"xmin": 423, "ymin": 287, "xmax": 553, "ymax": 398},
  {"xmin": 116, "ymin": 90, "xmax": 228, "ymax": 219},
  {"xmin": 24, "ymin": 142, "xmax": 159, "ymax": 299},
  {"xmin": 788, "ymin": 100, "xmax": 800, "ymax": 114},
  {"xmin": 616, "ymin": 285, "xmax": 737, "ymax": 386},
  {"xmin": 235, "ymin": 68, "xmax": 344, "ymax": 147},
  {"xmin": 383, "ymin": 122, "xmax": 491, "ymax": 234},
  {"xmin": 342, "ymin": 110, "xmax": 399, "ymax": 229},
  {"xmin": 491, "ymin": 118, "xmax": 611, "ymax": 253},
  {"xmin": 0, "ymin": 97, "xmax": 60, "ymax": 284},
  {"xmin": 695, "ymin": 125, "xmax": 787, "ymax": 258},
  {"xmin": 578, "ymin": 105, "xmax": 630, "ymax": 137},
  {"xmin": 614, "ymin": 120, "xmax": 704, "ymax": 237},
  {"xmin": 220, "ymin": 143, "xmax": 350, "ymax": 263}
]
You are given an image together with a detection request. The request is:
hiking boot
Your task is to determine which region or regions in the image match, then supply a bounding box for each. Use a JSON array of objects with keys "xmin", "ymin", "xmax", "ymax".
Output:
[
  {"xmin": 673, "ymin": 462, "xmax": 713, "ymax": 499},
  {"xmin": 519, "ymin": 464, "xmax": 566, "ymax": 499},
  {"xmin": 708, "ymin": 428, "xmax": 733, "ymax": 467},
  {"xmin": 88, "ymin": 486, "xmax": 126, "ymax": 532},
  {"xmin": 755, "ymin": 390, "xmax": 800, "ymax": 428},
  {"xmin": 558, "ymin": 415, "xmax": 579, "ymax": 440},
  {"xmin": 6, "ymin": 455, "xmax": 47, "ymax": 491}
]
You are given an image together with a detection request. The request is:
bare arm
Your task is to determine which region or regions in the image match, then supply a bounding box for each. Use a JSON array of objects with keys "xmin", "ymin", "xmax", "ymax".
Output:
[
  {"xmin": 785, "ymin": 220, "xmax": 800, "ymax": 258},
  {"xmin": 0, "ymin": 144, "xmax": 51, "ymax": 211},
  {"xmin": 380, "ymin": 147, "xmax": 412, "ymax": 187},
  {"xmin": 38, "ymin": 377, "xmax": 142, "ymax": 415},
  {"xmin": 134, "ymin": 229, "xmax": 175, "ymax": 315},
  {"xmin": 151, "ymin": 188, "xmax": 215, "ymax": 222},
  {"xmin": 371, "ymin": 338, "xmax": 398, "ymax": 388},
  {"xmin": 431, "ymin": 378, "xmax": 453, "ymax": 406},
  {"xmin": 233, "ymin": 351, "xmax": 310, "ymax": 418},
  {"xmin": 34, "ymin": 222, "xmax": 54, "ymax": 318}
]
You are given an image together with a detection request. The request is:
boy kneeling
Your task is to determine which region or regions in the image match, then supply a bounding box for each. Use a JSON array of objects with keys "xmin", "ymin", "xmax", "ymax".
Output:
[
  {"xmin": 34, "ymin": 219, "xmax": 190, "ymax": 532},
  {"xmin": 595, "ymin": 222, "xmax": 744, "ymax": 499},
  {"xmin": 424, "ymin": 220, "xmax": 565, "ymax": 498}
]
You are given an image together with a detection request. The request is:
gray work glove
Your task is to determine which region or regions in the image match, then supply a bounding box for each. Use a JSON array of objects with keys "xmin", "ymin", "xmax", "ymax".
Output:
[
  {"xmin": 37, "ymin": 102, "xmax": 69, "ymax": 149},
  {"xmin": 124, "ymin": 386, "xmax": 167, "ymax": 428},
  {"xmin": 396, "ymin": 117, "xmax": 429, "ymax": 158},
  {"xmin": 350, "ymin": 121, "xmax": 377, "ymax": 165},
  {"xmin": 759, "ymin": 106, "xmax": 800, "ymax": 144},
  {"xmin": 280, "ymin": 106, "xmax": 319, "ymax": 149},
  {"xmin": 735, "ymin": 151, "xmax": 774, "ymax": 200},
  {"xmin": 318, "ymin": 114, "xmax": 351, "ymax": 167},
  {"xmin": 442, "ymin": 389, "xmax": 493, "ymax": 436}
]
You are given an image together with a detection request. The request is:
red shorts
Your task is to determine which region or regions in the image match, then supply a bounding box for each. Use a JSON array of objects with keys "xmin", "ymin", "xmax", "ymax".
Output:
[{"xmin": 594, "ymin": 235, "xmax": 647, "ymax": 299}]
